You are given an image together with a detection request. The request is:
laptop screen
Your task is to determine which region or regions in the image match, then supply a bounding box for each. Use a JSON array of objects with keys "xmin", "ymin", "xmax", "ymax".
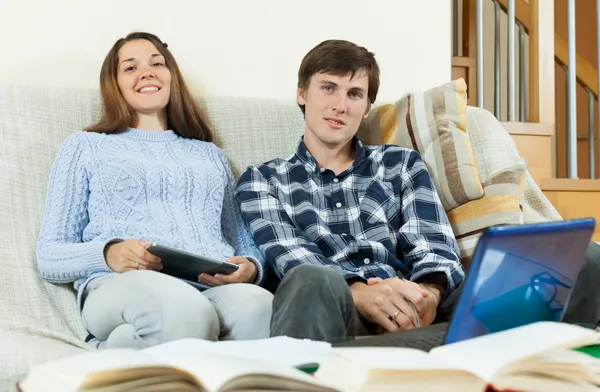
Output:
[{"xmin": 444, "ymin": 218, "xmax": 594, "ymax": 345}]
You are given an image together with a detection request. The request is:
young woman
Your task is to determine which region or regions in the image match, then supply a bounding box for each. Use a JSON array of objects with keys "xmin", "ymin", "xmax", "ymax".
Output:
[{"xmin": 36, "ymin": 32, "xmax": 272, "ymax": 349}]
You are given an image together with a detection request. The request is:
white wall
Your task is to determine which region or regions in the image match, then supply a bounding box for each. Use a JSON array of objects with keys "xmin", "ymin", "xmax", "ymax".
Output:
[{"xmin": 0, "ymin": 0, "xmax": 451, "ymax": 103}]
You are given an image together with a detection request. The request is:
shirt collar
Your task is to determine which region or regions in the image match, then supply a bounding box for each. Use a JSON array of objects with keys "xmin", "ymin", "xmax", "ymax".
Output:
[{"xmin": 294, "ymin": 136, "xmax": 368, "ymax": 173}]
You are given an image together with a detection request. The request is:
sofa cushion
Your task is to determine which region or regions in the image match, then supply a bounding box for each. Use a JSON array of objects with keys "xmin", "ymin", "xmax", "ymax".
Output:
[
  {"xmin": 0, "ymin": 85, "xmax": 101, "ymax": 344},
  {"xmin": 357, "ymin": 78, "xmax": 483, "ymax": 211},
  {"xmin": 198, "ymin": 96, "xmax": 304, "ymax": 178},
  {"xmin": 0, "ymin": 85, "xmax": 306, "ymax": 351},
  {"xmin": 0, "ymin": 330, "xmax": 88, "ymax": 390}
]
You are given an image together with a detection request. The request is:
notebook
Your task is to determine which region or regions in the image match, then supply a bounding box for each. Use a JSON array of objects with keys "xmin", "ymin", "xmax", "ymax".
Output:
[{"xmin": 338, "ymin": 218, "xmax": 596, "ymax": 350}]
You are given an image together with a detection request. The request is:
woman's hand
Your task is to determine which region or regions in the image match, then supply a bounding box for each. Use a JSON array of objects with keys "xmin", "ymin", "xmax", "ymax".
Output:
[
  {"xmin": 197, "ymin": 256, "xmax": 257, "ymax": 286},
  {"xmin": 104, "ymin": 240, "xmax": 163, "ymax": 273}
]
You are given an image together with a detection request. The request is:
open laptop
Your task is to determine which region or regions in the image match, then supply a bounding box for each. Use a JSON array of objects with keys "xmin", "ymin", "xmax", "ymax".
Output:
[{"xmin": 336, "ymin": 218, "xmax": 596, "ymax": 350}]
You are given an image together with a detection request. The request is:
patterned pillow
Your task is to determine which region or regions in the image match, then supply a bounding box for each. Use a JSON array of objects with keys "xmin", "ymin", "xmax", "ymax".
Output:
[
  {"xmin": 447, "ymin": 161, "xmax": 526, "ymax": 269},
  {"xmin": 357, "ymin": 78, "xmax": 483, "ymax": 211}
]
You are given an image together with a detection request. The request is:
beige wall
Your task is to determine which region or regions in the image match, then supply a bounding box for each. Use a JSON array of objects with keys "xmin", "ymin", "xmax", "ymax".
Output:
[{"xmin": 0, "ymin": 0, "xmax": 452, "ymax": 103}]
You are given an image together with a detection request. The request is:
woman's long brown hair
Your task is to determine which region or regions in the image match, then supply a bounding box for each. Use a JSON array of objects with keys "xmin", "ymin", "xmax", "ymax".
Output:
[{"xmin": 85, "ymin": 32, "xmax": 213, "ymax": 142}]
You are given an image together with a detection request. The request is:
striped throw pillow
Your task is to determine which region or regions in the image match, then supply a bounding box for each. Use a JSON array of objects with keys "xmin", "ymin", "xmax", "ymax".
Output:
[
  {"xmin": 357, "ymin": 78, "xmax": 483, "ymax": 211},
  {"xmin": 448, "ymin": 162, "xmax": 526, "ymax": 270}
]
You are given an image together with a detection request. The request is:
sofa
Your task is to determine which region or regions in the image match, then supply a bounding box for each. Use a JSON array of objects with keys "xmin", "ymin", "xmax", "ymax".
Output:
[{"xmin": 0, "ymin": 83, "xmax": 562, "ymax": 390}]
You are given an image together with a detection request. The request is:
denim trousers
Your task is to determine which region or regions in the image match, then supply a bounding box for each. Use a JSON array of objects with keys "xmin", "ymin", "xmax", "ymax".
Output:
[
  {"xmin": 81, "ymin": 270, "xmax": 273, "ymax": 349},
  {"xmin": 270, "ymin": 242, "xmax": 600, "ymax": 344}
]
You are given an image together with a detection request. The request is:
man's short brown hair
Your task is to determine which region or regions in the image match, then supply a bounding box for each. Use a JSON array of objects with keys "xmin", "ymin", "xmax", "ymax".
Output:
[{"xmin": 297, "ymin": 40, "xmax": 380, "ymax": 115}]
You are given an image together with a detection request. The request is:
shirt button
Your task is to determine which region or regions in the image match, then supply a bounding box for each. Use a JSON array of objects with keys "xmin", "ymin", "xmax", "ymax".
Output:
[
  {"xmin": 335, "ymin": 202, "xmax": 343, "ymax": 208},
  {"xmin": 333, "ymin": 178, "xmax": 339, "ymax": 183},
  {"xmin": 364, "ymin": 258, "xmax": 371, "ymax": 264}
]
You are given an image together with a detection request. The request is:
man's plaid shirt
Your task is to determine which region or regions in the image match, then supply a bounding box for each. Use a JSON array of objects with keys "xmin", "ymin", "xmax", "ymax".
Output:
[{"xmin": 236, "ymin": 138, "xmax": 465, "ymax": 295}]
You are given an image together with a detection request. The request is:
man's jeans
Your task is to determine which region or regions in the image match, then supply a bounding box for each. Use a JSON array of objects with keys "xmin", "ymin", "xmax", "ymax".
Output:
[{"xmin": 270, "ymin": 242, "xmax": 600, "ymax": 344}]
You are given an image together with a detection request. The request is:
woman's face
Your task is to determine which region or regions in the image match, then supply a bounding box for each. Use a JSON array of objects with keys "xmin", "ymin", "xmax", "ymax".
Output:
[{"xmin": 116, "ymin": 39, "xmax": 172, "ymax": 118}]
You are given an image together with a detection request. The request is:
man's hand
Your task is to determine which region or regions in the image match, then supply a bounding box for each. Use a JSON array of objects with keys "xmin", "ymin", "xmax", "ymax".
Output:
[
  {"xmin": 350, "ymin": 277, "xmax": 430, "ymax": 333},
  {"xmin": 416, "ymin": 283, "xmax": 442, "ymax": 326},
  {"xmin": 197, "ymin": 256, "xmax": 257, "ymax": 286},
  {"xmin": 366, "ymin": 277, "xmax": 441, "ymax": 329}
]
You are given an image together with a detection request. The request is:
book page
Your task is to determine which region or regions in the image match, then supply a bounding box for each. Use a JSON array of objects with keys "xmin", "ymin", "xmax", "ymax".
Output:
[
  {"xmin": 430, "ymin": 322, "xmax": 599, "ymax": 381},
  {"xmin": 20, "ymin": 349, "xmax": 168, "ymax": 391},
  {"xmin": 143, "ymin": 336, "xmax": 332, "ymax": 368},
  {"xmin": 154, "ymin": 352, "xmax": 337, "ymax": 392},
  {"xmin": 324, "ymin": 347, "xmax": 465, "ymax": 370},
  {"xmin": 315, "ymin": 348, "xmax": 481, "ymax": 392}
]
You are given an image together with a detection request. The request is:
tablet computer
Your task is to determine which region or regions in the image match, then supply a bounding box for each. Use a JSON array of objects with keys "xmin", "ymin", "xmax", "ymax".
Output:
[{"xmin": 145, "ymin": 243, "xmax": 239, "ymax": 281}]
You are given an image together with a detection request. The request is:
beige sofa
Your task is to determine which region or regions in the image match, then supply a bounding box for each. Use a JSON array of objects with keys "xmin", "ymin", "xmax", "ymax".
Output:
[{"xmin": 0, "ymin": 84, "xmax": 561, "ymax": 389}]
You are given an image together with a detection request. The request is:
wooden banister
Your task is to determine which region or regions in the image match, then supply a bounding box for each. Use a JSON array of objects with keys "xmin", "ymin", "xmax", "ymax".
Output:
[
  {"xmin": 497, "ymin": 0, "xmax": 598, "ymax": 98},
  {"xmin": 554, "ymin": 33, "xmax": 598, "ymax": 97},
  {"xmin": 496, "ymin": 0, "xmax": 530, "ymax": 33}
]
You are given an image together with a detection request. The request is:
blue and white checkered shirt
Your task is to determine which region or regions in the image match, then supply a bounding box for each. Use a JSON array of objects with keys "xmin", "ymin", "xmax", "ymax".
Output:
[{"xmin": 236, "ymin": 137, "xmax": 465, "ymax": 295}]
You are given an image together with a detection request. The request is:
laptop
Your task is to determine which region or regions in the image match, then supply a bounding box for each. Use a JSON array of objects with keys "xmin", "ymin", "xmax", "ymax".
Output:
[{"xmin": 336, "ymin": 218, "xmax": 596, "ymax": 350}]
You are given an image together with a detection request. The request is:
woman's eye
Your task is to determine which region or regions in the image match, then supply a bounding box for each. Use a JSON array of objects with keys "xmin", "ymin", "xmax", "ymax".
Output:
[
  {"xmin": 124, "ymin": 66, "xmax": 135, "ymax": 72},
  {"xmin": 152, "ymin": 62, "xmax": 165, "ymax": 67}
]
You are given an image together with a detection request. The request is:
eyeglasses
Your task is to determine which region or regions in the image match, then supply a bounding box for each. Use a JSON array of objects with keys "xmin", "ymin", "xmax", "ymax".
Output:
[{"xmin": 529, "ymin": 271, "xmax": 572, "ymax": 312}]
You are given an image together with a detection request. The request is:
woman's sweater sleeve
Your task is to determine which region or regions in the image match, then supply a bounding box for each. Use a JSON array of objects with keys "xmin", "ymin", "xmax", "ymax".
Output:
[{"xmin": 36, "ymin": 132, "xmax": 116, "ymax": 283}]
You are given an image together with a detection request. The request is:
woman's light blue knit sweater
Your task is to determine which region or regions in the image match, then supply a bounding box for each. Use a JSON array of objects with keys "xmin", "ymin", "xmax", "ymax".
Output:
[{"xmin": 36, "ymin": 128, "xmax": 265, "ymax": 309}]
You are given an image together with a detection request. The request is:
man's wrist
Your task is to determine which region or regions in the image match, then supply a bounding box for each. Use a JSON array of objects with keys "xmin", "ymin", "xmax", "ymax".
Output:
[
  {"xmin": 348, "ymin": 278, "xmax": 367, "ymax": 306},
  {"xmin": 419, "ymin": 283, "xmax": 442, "ymax": 301},
  {"xmin": 418, "ymin": 273, "xmax": 447, "ymax": 303}
]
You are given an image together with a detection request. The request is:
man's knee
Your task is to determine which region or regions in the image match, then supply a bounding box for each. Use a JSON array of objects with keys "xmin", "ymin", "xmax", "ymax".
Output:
[
  {"xmin": 278, "ymin": 265, "xmax": 349, "ymax": 298},
  {"xmin": 577, "ymin": 242, "xmax": 600, "ymax": 278},
  {"xmin": 586, "ymin": 242, "xmax": 600, "ymax": 266}
]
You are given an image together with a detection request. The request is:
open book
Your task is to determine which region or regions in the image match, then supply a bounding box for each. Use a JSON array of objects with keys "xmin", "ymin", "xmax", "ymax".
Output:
[
  {"xmin": 18, "ymin": 322, "xmax": 600, "ymax": 392},
  {"xmin": 18, "ymin": 336, "xmax": 335, "ymax": 392},
  {"xmin": 316, "ymin": 321, "xmax": 600, "ymax": 392}
]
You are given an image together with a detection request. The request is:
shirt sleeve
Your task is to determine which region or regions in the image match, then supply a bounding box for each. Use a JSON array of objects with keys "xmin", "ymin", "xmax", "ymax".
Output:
[
  {"xmin": 36, "ymin": 132, "xmax": 116, "ymax": 283},
  {"xmin": 396, "ymin": 150, "xmax": 465, "ymax": 299},
  {"xmin": 236, "ymin": 165, "xmax": 364, "ymax": 281},
  {"xmin": 215, "ymin": 147, "xmax": 267, "ymax": 285}
]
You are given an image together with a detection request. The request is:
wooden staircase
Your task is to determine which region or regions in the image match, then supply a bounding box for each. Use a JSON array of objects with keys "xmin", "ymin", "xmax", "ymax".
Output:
[{"xmin": 452, "ymin": 0, "xmax": 600, "ymax": 240}]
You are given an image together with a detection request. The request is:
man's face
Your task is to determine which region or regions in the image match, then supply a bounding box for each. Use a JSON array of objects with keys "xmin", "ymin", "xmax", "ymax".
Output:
[{"xmin": 298, "ymin": 71, "xmax": 370, "ymax": 150}]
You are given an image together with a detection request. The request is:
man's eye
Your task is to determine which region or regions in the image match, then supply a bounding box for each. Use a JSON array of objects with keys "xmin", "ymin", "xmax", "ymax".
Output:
[
  {"xmin": 322, "ymin": 85, "xmax": 333, "ymax": 92},
  {"xmin": 349, "ymin": 92, "xmax": 362, "ymax": 98}
]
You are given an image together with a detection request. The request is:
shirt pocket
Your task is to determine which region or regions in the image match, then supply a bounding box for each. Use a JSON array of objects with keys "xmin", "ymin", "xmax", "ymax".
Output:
[{"xmin": 358, "ymin": 182, "xmax": 396, "ymax": 220}]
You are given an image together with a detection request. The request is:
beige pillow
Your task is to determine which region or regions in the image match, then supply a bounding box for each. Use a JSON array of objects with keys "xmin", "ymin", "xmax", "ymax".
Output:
[
  {"xmin": 448, "ymin": 162, "xmax": 526, "ymax": 270},
  {"xmin": 357, "ymin": 78, "xmax": 483, "ymax": 211}
]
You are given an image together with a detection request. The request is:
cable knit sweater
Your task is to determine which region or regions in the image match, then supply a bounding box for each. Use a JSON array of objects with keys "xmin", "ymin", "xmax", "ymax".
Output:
[{"xmin": 36, "ymin": 128, "xmax": 265, "ymax": 310}]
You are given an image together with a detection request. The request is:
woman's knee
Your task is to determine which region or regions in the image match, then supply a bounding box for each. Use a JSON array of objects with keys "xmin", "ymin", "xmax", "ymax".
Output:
[
  {"xmin": 228, "ymin": 284, "xmax": 273, "ymax": 320},
  {"xmin": 83, "ymin": 271, "xmax": 220, "ymax": 348},
  {"xmin": 205, "ymin": 284, "xmax": 273, "ymax": 340},
  {"xmin": 158, "ymin": 287, "xmax": 220, "ymax": 343}
]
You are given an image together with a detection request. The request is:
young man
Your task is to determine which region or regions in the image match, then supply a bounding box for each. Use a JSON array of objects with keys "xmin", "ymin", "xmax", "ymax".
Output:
[{"xmin": 236, "ymin": 40, "xmax": 465, "ymax": 343}]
